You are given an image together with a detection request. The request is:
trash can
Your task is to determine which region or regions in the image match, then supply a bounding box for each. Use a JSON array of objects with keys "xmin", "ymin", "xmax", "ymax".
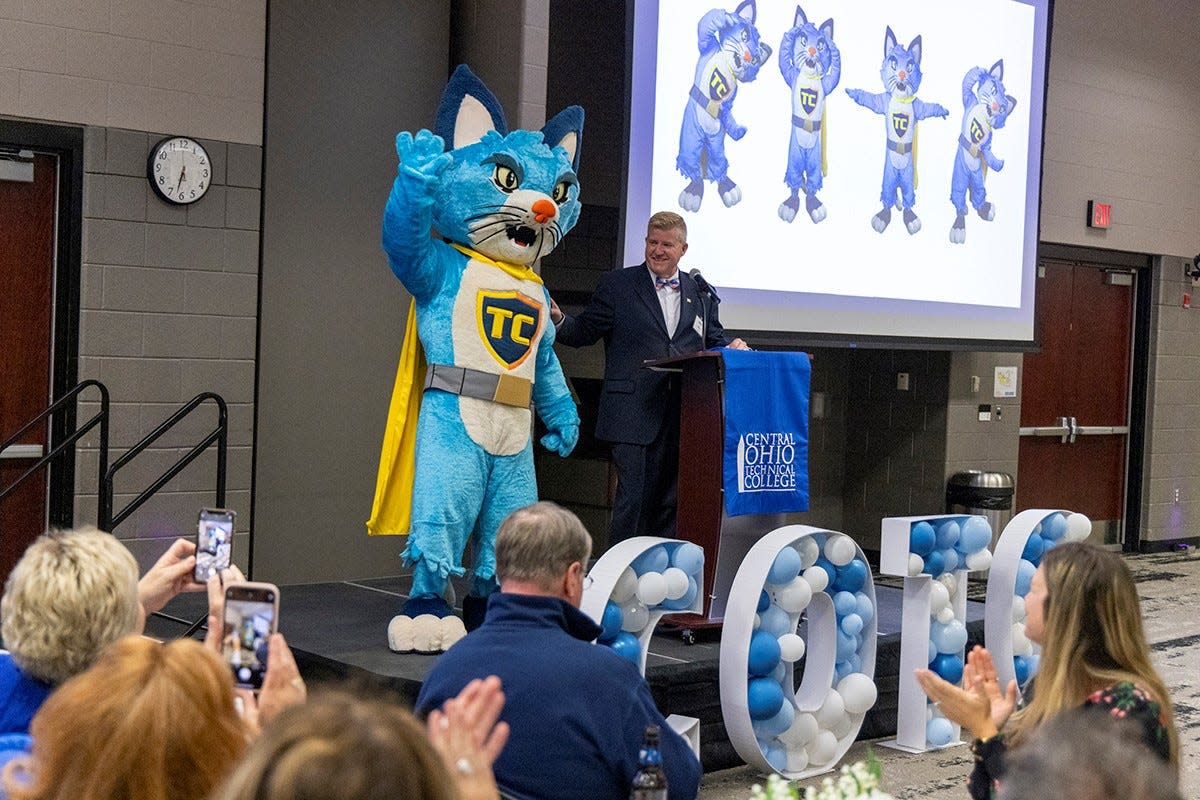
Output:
[{"xmin": 946, "ymin": 471, "xmax": 1014, "ymax": 548}]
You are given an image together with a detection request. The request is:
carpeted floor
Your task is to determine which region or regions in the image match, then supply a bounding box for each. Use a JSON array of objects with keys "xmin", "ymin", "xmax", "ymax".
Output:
[{"xmin": 699, "ymin": 548, "xmax": 1200, "ymax": 799}]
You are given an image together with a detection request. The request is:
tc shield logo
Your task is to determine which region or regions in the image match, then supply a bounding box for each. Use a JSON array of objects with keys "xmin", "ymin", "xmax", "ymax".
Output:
[
  {"xmin": 709, "ymin": 68, "xmax": 731, "ymax": 101},
  {"xmin": 799, "ymin": 87, "xmax": 818, "ymax": 115},
  {"xmin": 969, "ymin": 118, "xmax": 986, "ymax": 144},
  {"xmin": 476, "ymin": 291, "xmax": 543, "ymax": 369},
  {"xmin": 891, "ymin": 112, "xmax": 910, "ymax": 139}
]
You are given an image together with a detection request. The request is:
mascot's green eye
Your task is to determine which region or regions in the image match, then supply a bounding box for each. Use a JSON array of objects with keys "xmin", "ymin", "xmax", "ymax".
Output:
[
  {"xmin": 492, "ymin": 164, "xmax": 519, "ymax": 192},
  {"xmin": 552, "ymin": 181, "xmax": 571, "ymax": 204}
]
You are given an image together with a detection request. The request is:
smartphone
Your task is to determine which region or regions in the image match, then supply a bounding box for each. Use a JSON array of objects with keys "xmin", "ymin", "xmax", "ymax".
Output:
[
  {"xmin": 221, "ymin": 582, "xmax": 279, "ymax": 690},
  {"xmin": 195, "ymin": 508, "xmax": 235, "ymax": 583}
]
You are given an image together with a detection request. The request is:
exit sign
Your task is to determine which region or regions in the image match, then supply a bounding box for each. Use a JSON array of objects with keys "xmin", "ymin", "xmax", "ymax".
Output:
[{"xmin": 1087, "ymin": 200, "xmax": 1112, "ymax": 229}]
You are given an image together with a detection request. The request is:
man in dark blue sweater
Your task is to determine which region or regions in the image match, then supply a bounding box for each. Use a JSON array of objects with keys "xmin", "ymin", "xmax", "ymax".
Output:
[{"xmin": 415, "ymin": 502, "xmax": 701, "ymax": 800}]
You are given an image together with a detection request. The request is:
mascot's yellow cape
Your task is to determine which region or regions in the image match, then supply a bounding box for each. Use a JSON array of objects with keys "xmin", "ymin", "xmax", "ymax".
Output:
[{"xmin": 366, "ymin": 244, "xmax": 542, "ymax": 536}]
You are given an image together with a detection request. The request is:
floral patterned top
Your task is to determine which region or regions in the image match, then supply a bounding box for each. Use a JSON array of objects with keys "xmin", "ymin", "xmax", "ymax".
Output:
[{"xmin": 967, "ymin": 681, "xmax": 1170, "ymax": 800}]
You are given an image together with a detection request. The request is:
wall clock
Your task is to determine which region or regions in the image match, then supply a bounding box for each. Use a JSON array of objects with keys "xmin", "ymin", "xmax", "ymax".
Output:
[{"xmin": 147, "ymin": 136, "xmax": 211, "ymax": 205}]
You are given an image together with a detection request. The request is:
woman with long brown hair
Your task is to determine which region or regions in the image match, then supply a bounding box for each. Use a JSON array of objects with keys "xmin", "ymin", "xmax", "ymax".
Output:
[{"xmin": 917, "ymin": 542, "xmax": 1177, "ymax": 799}]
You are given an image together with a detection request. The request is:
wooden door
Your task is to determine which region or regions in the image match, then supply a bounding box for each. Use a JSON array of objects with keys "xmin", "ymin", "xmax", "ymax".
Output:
[
  {"xmin": 1017, "ymin": 261, "xmax": 1134, "ymax": 546},
  {"xmin": 0, "ymin": 153, "xmax": 58, "ymax": 577}
]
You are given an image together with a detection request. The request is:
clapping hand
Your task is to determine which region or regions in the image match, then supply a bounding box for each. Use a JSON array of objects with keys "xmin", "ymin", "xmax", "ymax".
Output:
[
  {"xmin": 427, "ymin": 676, "xmax": 510, "ymax": 800},
  {"xmin": 915, "ymin": 645, "xmax": 1016, "ymax": 741},
  {"xmin": 962, "ymin": 645, "xmax": 1019, "ymax": 731}
]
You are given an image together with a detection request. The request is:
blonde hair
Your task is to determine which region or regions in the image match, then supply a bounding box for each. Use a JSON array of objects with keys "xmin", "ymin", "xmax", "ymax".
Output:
[
  {"xmin": 5, "ymin": 636, "xmax": 246, "ymax": 800},
  {"xmin": 211, "ymin": 690, "xmax": 456, "ymax": 800},
  {"xmin": 647, "ymin": 211, "xmax": 687, "ymax": 242},
  {"xmin": 495, "ymin": 501, "xmax": 592, "ymax": 590},
  {"xmin": 1007, "ymin": 543, "xmax": 1178, "ymax": 770},
  {"xmin": 1, "ymin": 527, "xmax": 141, "ymax": 684}
]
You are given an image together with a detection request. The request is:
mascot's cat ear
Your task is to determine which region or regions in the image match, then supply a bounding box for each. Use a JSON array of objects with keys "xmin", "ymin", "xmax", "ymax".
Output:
[
  {"xmin": 990, "ymin": 59, "xmax": 1004, "ymax": 80},
  {"xmin": 793, "ymin": 5, "xmax": 807, "ymax": 27},
  {"xmin": 820, "ymin": 18, "xmax": 834, "ymax": 41},
  {"xmin": 436, "ymin": 64, "xmax": 509, "ymax": 151},
  {"xmin": 1006, "ymin": 95, "xmax": 1018, "ymax": 114},
  {"xmin": 735, "ymin": 0, "xmax": 756, "ymax": 25},
  {"xmin": 908, "ymin": 35, "xmax": 922, "ymax": 66},
  {"xmin": 541, "ymin": 105, "xmax": 585, "ymax": 171},
  {"xmin": 884, "ymin": 26, "xmax": 897, "ymax": 56}
]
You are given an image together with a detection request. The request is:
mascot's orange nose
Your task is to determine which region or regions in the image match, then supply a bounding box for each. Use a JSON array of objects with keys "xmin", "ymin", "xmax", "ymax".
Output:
[
  {"xmin": 743, "ymin": 50, "xmax": 751, "ymax": 62},
  {"xmin": 532, "ymin": 198, "xmax": 556, "ymax": 224},
  {"xmin": 807, "ymin": 46, "xmax": 816, "ymax": 57},
  {"xmin": 898, "ymin": 70, "xmax": 907, "ymax": 81}
]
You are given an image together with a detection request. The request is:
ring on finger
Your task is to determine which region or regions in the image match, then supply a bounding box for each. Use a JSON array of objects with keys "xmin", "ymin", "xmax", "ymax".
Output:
[{"xmin": 456, "ymin": 757, "xmax": 474, "ymax": 776}]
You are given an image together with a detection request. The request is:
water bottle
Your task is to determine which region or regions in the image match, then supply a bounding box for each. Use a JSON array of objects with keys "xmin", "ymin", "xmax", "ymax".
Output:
[{"xmin": 629, "ymin": 724, "xmax": 668, "ymax": 799}]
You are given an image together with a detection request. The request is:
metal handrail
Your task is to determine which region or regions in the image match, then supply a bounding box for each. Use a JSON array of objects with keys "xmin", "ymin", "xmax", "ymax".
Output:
[
  {"xmin": 99, "ymin": 392, "xmax": 227, "ymax": 532},
  {"xmin": 0, "ymin": 380, "xmax": 109, "ymax": 506}
]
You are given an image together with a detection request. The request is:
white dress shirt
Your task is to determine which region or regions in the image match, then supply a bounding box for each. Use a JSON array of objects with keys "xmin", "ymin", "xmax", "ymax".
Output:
[{"xmin": 650, "ymin": 267, "xmax": 681, "ymax": 335}]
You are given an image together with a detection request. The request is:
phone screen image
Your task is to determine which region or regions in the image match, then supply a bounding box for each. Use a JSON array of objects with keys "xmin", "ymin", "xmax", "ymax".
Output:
[
  {"xmin": 221, "ymin": 586, "xmax": 277, "ymax": 689},
  {"xmin": 195, "ymin": 509, "xmax": 234, "ymax": 582}
]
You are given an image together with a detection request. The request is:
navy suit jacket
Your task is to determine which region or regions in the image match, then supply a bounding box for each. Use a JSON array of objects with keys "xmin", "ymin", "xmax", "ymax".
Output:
[{"xmin": 557, "ymin": 264, "xmax": 731, "ymax": 445}]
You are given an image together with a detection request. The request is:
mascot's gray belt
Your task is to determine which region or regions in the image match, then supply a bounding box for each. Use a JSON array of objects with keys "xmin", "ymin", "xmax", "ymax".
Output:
[
  {"xmin": 689, "ymin": 85, "xmax": 724, "ymax": 119},
  {"xmin": 958, "ymin": 134, "xmax": 982, "ymax": 158},
  {"xmin": 424, "ymin": 363, "xmax": 532, "ymax": 409},
  {"xmin": 887, "ymin": 139, "xmax": 913, "ymax": 156},
  {"xmin": 791, "ymin": 115, "xmax": 821, "ymax": 132}
]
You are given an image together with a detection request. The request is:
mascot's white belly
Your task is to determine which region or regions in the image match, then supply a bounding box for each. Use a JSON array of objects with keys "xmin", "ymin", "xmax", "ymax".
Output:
[{"xmin": 451, "ymin": 258, "xmax": 545, "ymax": 456}]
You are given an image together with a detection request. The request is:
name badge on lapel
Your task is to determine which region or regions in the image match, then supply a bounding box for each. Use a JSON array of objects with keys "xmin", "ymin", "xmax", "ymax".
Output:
[{"xmin": 692, "ymin": 315, "xmax": 705, "ymax": 338}]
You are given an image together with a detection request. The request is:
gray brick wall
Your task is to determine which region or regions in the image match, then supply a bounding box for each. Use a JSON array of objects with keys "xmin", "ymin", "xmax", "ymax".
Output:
[{"xmin": 74, "ymin": 125, "xmax": 261, "ymax": 571}]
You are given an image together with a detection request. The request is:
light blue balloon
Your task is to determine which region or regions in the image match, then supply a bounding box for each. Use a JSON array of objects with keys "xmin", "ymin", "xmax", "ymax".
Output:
[
  {"xmin": 854, "ymin": 592, "xmax": 874, "ymax": 625},
  {"xmin": 958, "ymin": 517, "xmax": 992, "ymax": 554},
  {"xmin": 833, "ymin": 591, "xmax": 857, "ymax": 617},
  {"xmin": 771, "ymin": 661, "xmax": 787, "ymax": 683},
  {"xmin": 841, "ymin": 612, "xmax": 864, "ymax": 637},
  {"xmin": 670, "ymin": 542, "xmax": 704, "ymax": 576},
  {"xmin": 927, "ymin": 717, "xmax": 955, "ymax": 747},
  {"xmin": 1042, "ymin": 513, "xmax": 1067, "ymax": 541},
  {"xmin": 749, "ymin": 629, "xmax": 782, "ymax": 677},
  {"xmin": 834, "ymin": 659, "xmax": 855, "ymax": 682},
  {"xmin": 910, "ymin": 521, "xmax": 936, "ymax": 556},
  {"xmin": 1025, "ymin": 653, "xmax": 1040, "ymax": 678},
  {"xmin": 1015, "ymin": 558, "xmax": 1037, "ymax": 597},
  {"xmin": 928, "ymin": 638, "xmax": 937, "ymax": 665},
  {"xmin": 935, "ymin": 520, "xmax": 961, "ymax": 550},
  {"xmin": 836, "ymin": 629, "xmax": 857, "ymax": 661},
  {"xmin": 748, "ymin": 677, "xmax": 785, "ymax": 720},
  {"xmin": 931, "ymin": 619, "xmax": 968, "ymax": 654},
  {"xmin": 848, "ymin": 654, "xmax": 863, "ymax": 673},
  {"xmin": 758, "ymin": 604, "xmax": 793, "ymax": 638},
  {"xmin": 941, "ymin": 547, "xmax": 960, "ymax": 572},
  {"xmin": 753, "ymin": 698, "xmax": 795, "ymax": 739},
  {"xmin": 767, "ymin": 547, "xmax": 803, "ymax": 585},
  {"xmin": 632, "ymin": 545, "xmax": 669, "ymax": 576},
  {"xmin": 764, "ymin": 743, "xmax": 788, "ymax": 773},
  {"xmin": 660, "ymin": 576, "xmax": 699, "ymax": 610}
]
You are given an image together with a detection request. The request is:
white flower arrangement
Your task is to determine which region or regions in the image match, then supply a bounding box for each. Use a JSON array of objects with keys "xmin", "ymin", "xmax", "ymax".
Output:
[{"xmin": 749, "ymin": 756, "xmax": 893, "ymax": 800}]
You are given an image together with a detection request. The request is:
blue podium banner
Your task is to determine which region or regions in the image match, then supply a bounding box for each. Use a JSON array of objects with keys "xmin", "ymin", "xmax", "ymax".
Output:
[{"xmin": 720, "ymin": 349, "xmax": 811, "ymax": 516}]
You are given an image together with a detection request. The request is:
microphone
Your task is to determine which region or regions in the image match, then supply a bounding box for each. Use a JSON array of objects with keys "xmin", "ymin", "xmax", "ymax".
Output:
[{"xmin": 688, "ymin": 268, "xmax": 721, "ymax": 300}]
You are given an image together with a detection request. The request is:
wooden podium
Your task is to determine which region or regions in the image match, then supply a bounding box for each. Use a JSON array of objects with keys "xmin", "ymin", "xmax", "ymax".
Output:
[{"xmin": 647, "ymin": 352, "xmax": 787, "ymax": 629}]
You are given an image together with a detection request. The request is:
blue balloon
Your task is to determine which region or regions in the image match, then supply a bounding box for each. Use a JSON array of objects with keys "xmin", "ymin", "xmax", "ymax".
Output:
[
  {"xmin": 935, "ymin": 520, "xmax": 961, "ymax": 550},
  {"xmin": 1021, "ymin": 534, "xmax": 1045, "ymax": 564},
  {"xmin": 836, "ymin": 629, "xmax": 857, "ymax": 661},
  {"xmin": 748, "ymin": 677, "xmax": 785, "ymax": 720},
  {"xmin": 608, "ymin": 632, "xmax": 641, "ymax": 665},
  {"xmin": 763, "ymin": 743, "xmax": 788, "ymax": 773},
  {"xmin": 833, "ymin": 559, "xmax": 868, "ymax": 592},
  {"xmin": 660, "ymin": 576, "xmax": 698, "ymax": 610},
  {"xmin": 632, "ymin": 546, "xmax": 669, "ymax": 576},
  {"xmin": 812, "ymin": 557, "xmax": 838, "ymax": 589},
  {"xmin": 927, "ymin": 717, "xmax": 955, "ymax": 747},
  {"xmin": 940, "ymin": 547, "xmax": 960, "ymax": 573},
  {"xmin": 758, "ymin": 604, "xmax": 793, "ymax": 638},
  {"xmin": 848, "ymin": 653, "xmax": 863, "ymax": 673},
  {"xmin": 854, "ymin": 592, "xmax": 874, "ymax": 624},
  {"xmin": 753, "ymin": 698, "xmax": 795, "ymax": 739},
  {"xmin": 670, "ymin": 542, "xmax": 704, "ymax": 576},
  {"xmin": 931, "ymin": 653, "xmax": 965, "ymax": 684},
  {"xmin": 748, "ymin": 629, "xmax": 782, "ymax": 676},
  {"xmin": 928, "ymin": 638, "xmax": 937, "ymax": 665},
  {"xmin": 958, "ymin": 517, "xmax": 992, "ymax": 554},
  {"xmin": 834, "ymin": 659, "xmax": 856, "ymax": 682},
  {"xmin": 599, "ymin": 601, "xmax": 623, "ymax": 642},
  {"xmin": 1015, "ymin": 558, "xmax": 1037, "ymax": 597},
  {"xmin": 1042, "ymin": 513, "xmax": 1067, "ymax": 541},
  {"xmin": 833, "ymin": 591, "xmax": 857, "ymax": 616},
  {"xmin": 931, "ymin": 619, "xmax": 968, "ymax": 654},
  {"xmin": 1013, "ymin": 655, "xmax": 1030, "ymax": 686},
  {"xmin": 1041, "ymin": 537, "xmax": 1057, "ymax": 553},
  {"xmin": 767, "ymin": 547, "xmax": 802, "ymax": 585},
  {"xmin": 909, "ymin": 521, "xmax": 936, "ymax": 556},
  {"xmin": 757, "ymin": 589, "xmax": 771, "ymax": 613},
  {"xmin": 841, "ymin": 612, "xmax": 864, "ymax": 637},
  {"xmin": 924, "ymin": 549, "xmax": 945, "ymax": 578}
]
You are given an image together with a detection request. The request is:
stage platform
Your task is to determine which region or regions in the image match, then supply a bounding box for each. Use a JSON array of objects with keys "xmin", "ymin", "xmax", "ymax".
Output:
[{"xmin": 147, "ymin": 576, "xmax": 986, "ymax": 772}]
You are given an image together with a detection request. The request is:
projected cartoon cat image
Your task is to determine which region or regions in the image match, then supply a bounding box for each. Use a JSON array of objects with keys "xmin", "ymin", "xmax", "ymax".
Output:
[
  {"xmin": 846, "ymin": 26, "xmax": 948, "ymax": 235},
  {"xmin": 777, "ymin": 5, "xmax": 840, "ymax": 224},
  {"xmin": 676, "ymin": 0, "xmax": 772, "ymax": 212},
  {"xmin": 948, "ymin": 60, "xmax": 1017, "ymax": 244}
]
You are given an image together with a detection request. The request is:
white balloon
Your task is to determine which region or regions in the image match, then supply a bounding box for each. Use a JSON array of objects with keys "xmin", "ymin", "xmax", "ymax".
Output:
[
  {"xmin": 815, "ymin": 689, "xmax": 845, "ymax": 729},
  {"xmin": 636, "ymin": 572, "xmax": 668, "ymax": 606},
  {"xmin": 806, "ymin": 730, "xmax": 839, "ymax": 766},
  {"xmin": 1012, "ymin": 622, "xmax": 1032, "ymax": 656},
  {"xmin": 777, "ymin": 633, "xmax": 806, "ymax": 663},
  {"xmin": 824, "ymin": 535, "xmax": 856, "ymax": 567},
  {"xmin": 929, "ymin": 581, "xmax": 951, "ymax": 617},
  {"xmin": 832, "ymin": 714, "xmax": 855, "ymax": 740},
  {"xmin": 611, "ymin": 568, "xmax": 638, "ymax": 603},
  {"xmin": 965, "ymin": 549, "xmax": 993, "ymax": 572},
  {"xmin": 837, "ymin": 672, "xmax": 878, "ymax": 715},
  {"xmin": 936, "ymin": 606, "xmax": 956, "ymax": 625},
  {"xmin": 753, "ymin": 613, "xmax": 761, "ymax": 629},
  {"xmin": 779, "ymin": 712, "xmax": 819, "ymax": 747},
  {"xmin": 662, "ymin": 567, "xmax": 690, "ymax": 600},
  {"xmin": 1011, "ymin": 595, "xmax": 1026, "ymax": 623},
  {"xmin": 785, "ymin": 746, "xmax": 810, "ymax": 773},
  {"xmin": 622, "ymin": 601, "xmax": 649, "ymax": 633},
  {"xmin": 802, "ymin": 565, "xmax": 829, "ymax": 593},
  {"xmin": 1066, "ymin": 513, "xmax": 1092, "ymax": 542},
  {"xmin": 773, "ymin": 576, "xmax": 813, "ymax": 613},
  {"xmin": 908, "ymin": 553, "xmax": 925, "ymax": 577},
  {"xmin": 937, "ymin": 572, "xmax": 958, "ymax": 599},
  {"xmin": 795, "ymin": 537, "xmax": 821, "ymax": 569}
]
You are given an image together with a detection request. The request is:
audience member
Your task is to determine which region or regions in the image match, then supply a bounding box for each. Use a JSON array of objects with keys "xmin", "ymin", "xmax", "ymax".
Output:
[
  {"xmin": 212, "ymin": 680, "xmax": 508, "ymax": 800},
  {"xmin": 2, "ymin": 636, "xmax": 245, "ymax": 800},
  {"xmin": 416, "ymin": 501, "xmax": 701, "ymax": 800},
  {"xmin": 997, "ymin": 707, "xmax": 1182, "ymax": 800},
  {"xmin": 916, "ymin": 542, "xmax": 1178, "ymax": 800}
]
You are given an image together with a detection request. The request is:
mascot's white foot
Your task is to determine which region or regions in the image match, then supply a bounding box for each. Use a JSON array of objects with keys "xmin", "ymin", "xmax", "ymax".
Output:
[
  {"xmin": 718, "ymin": 178, "xmax": 742, "ymax": 208},
  {"xmin": 388, "ymin": 614, "xmax": 468, "ymax": 655},
  {"xmin": 903, "ymin": 208, "xmax": 922, "ymax": 235}
]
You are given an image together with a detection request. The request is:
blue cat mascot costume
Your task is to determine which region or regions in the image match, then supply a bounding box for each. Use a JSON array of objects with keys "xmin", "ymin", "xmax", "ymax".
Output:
[
  {"xmin": 777, "ymin": 5, "xmax": 840, "ymax": 224},
  {"xmin": 368, "ymin": 65, "xmax": 582, "ymax": 654},
  {"xmin": 846, "ymin": 26, "xmax": 948, "ymax": 235},
  {"xmin": 676, "ymin": 0, "xmax": 772, "ymax": 212},
  {"xmin": 948, "ymin": 60, "xmax": 1017, "ymax": 244}
]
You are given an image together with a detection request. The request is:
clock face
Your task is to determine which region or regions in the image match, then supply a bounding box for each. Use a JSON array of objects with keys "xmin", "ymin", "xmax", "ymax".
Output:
[{"xmin": 147, "ymin": 137, "xmax": 212, "ymax": 205}]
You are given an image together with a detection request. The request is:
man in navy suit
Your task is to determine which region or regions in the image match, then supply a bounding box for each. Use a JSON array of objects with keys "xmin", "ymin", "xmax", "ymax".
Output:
[{"xmin": 551, "ymin": 211, "xmax": 747, "ymax": 544}]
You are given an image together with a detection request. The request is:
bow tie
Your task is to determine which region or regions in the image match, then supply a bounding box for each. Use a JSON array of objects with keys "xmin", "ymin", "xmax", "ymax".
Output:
[{"xmin": 654, "ymin": 276, "xmax": 680, "ymax": 291}]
